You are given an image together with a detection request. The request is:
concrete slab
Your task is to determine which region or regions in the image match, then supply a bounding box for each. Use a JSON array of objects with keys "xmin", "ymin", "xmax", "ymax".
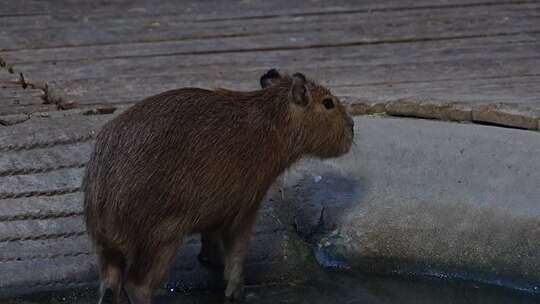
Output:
[{"xmin": 281, "ymin": 116, "xmax": 540, "ymax": 291}]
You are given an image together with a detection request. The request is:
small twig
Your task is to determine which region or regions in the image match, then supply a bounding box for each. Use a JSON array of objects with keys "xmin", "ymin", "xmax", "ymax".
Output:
[{"xmin": 19, "ymin": 72, "xmax": 27, "ymax": 89}]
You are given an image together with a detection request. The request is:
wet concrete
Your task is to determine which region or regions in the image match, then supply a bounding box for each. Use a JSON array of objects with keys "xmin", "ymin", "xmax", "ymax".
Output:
[{"xmin": 5, "ymin": 272, "xmax": 539, "ymax": 304}]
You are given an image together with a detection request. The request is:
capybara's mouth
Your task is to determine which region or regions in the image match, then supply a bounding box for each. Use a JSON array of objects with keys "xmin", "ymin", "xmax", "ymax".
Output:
[
  {"xmin": 332, "ymin": 132, "xmax": 354, "ymax": 157},
  {"xmin": 343, "ymin": 129, "xmax": 355, "ymax": 154}
]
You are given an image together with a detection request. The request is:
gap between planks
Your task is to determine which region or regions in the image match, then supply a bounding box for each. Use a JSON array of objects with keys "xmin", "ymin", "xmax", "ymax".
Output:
[{"xmin": 194, "ymin": 0, "xmax": 540, "ymax": 22}]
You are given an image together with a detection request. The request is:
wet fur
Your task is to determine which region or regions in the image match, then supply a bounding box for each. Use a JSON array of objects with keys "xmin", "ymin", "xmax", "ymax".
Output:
[{"xmin": 83, "ymin": 72, "xmax": 354, "ymax": 303}]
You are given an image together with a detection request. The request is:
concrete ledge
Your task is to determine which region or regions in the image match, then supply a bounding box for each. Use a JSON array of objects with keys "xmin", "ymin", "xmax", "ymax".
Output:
[{"xmin": 282, "ymin": 116, "xmax": 540, "ymax": 292}]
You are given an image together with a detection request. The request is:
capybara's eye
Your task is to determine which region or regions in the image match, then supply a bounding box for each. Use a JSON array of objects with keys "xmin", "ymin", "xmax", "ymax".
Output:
[{"xmin": 323, "ymin": 98, "xmax": 335, "ymax": 110}]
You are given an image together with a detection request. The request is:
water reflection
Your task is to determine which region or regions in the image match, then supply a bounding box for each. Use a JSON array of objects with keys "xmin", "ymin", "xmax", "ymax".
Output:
[
  {"xmin": 6, "ymin": 272, "xmax": 539, "ymax": 304},
  {"xmin": 163, "ymin": 273, "xmax": 539, "ymax": 304}
]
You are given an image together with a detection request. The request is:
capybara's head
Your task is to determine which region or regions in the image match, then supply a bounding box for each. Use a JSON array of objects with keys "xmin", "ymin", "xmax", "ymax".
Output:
[{"xmin": 260, "ymin": 69, "xmax": 354, "ymax": 159}]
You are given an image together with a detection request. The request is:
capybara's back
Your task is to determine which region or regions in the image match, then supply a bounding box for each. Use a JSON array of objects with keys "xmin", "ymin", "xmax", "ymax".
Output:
[{"xmin": 83, "ymin": 70, "xmax": 354, "ymax": 304}]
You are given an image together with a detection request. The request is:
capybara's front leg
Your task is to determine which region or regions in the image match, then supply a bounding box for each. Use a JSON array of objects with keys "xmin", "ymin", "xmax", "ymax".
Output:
[
  {"xmin": 198, "ymin": 229, "xmax": 224, "ymax": 269},
  {"xmin": 222, "ymin": 212, "xmax": 258, "ymax": 302}
]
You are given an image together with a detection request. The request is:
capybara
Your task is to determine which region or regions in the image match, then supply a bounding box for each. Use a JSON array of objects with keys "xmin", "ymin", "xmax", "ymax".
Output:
[{"xmin": 83, "ymin": 69, "xmax": 354, "ymax": 304}]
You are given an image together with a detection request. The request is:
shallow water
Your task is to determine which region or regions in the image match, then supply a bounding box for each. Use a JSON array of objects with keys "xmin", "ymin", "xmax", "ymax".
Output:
[{"xmin": 5, "ymin": 272, "xmax": 539, "ymax": 304}]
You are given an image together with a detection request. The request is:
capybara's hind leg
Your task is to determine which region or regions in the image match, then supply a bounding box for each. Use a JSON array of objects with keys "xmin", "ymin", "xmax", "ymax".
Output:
[
  {"xmin": 96, "ymin": 244, "xmax": 126, "ymax": 304},
  {"xmin": 124, "ymin": 241, "xmax": 180, "ymax": 304},
  {"xmin": 198, "ymin": 229, "xmax": 224, "ymax": 269}
]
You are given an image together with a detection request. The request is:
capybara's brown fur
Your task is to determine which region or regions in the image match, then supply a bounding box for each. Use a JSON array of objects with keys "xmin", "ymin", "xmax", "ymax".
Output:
[{"xmin": 83, "ymin": 69, "xmax": 354, "ymax": 304}]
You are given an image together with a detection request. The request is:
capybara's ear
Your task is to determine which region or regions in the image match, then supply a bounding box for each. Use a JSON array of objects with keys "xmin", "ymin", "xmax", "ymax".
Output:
[
  {"xmin": 260, "ymin": 68, "xmax": 282, "ymax": 88},
  {"xmin": 290, "ymin": 72, "xmax": 309, "ymax": 106}
]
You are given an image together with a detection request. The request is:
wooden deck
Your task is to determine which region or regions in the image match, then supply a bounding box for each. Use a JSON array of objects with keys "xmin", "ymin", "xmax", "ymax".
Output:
[
  {"xmin": 0, "ymin": 0, "xmax": 539, "ymax": 297},
  {"xmin": 2, "ymin": 0, "xmax": 540, "ymax": 126}
]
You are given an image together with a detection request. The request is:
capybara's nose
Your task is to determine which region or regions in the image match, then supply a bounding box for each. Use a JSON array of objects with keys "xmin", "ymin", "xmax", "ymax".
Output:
[{"xmin": 349, "ymin": 118, "xmax": 355, "ymax": 135}]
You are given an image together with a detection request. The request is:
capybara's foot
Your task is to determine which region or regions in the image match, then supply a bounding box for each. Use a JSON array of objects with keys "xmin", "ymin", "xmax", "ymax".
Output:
[
  {"xmin": 197, "ymin": 252, "xmax": 224, "ymax": 269},
  {"xmin": 98, "ymin": 287, "xmax": 112, "ymax": 304},
  {"xmin": 225, "ymin": 283, "xmax": 245, "ymax": 302}
]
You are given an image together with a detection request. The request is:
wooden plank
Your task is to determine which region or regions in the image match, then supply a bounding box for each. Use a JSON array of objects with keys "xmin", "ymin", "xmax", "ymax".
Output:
[
  {"xmin": 7, "ymin": 32, "xmax": 539, "ymax": 74},
  {"xmin": 0, "ymin": 142, "xmax": 93, "ymax": 177},
  {"xmin": 1, "ymin": 2, "xmax": 538, "ymax": 51},
  {"xmin": 0, "ymin": 0, "xmax": 521, "ymax": 22},
  {"xmin": 4, "ymin": 41, "xmax": 539, "ymax": 128},
  {"xmin": 0, "ymin": 255, "xmax": 97, "ymax": 296},
  {"xmin": 3, "ymin": 33, "xmax": 537, "ymax": 69},
  {"xmin": 0, "ymin": 104, "xmax": 56, "ymax": 116},
  {"xmin": 0, "ymin": 193, "xmax": 83, "ymax": 222},
  {"xmin": 335, "ymin": 75, "xmax": 540, "ymax": 105},
  {"xmin": 24, "ymin": 52, "xmax": 539, "ymax": 107},
  {"xmin": 6, "ymin": 1, "xmax": 534, "ymax": 34},
  {"xmin": 0, "ymin": 88, "xmax": 43, "ymax": 105},
  {"xmin": 0, "ymin": 0, "xmax": 49, "ymax": 16},
  {"xmin": 0, "ymin": 82, "xmax": 43, "ymax": 105},
  {"xmin": 27, "ymin": 46, "xmax": 540, "ymax": 90},
  {"xmin": 1, "ymin": 1, "xmax": 537, "ymax": 119},
  {"xmin": 0, "ymin": 167, "xmax": 83, "ymax": 198},
  {"xmin": 0, "ymin": 114, "xmax": 111, "ymax": 153},
  {"xmin": 0, "ymin": 233, "xmax": 89, "ymax": 262},
  {"xmin": 3, "ymin": 33, "xmax": 537, "ymax": 110},
  {"xmin": 0, "ymin": 68, "xmax": 48, "ymax": 116},
  {"xmin": 0, "ymin": 216, "xmax": 84, "ymax": 243}
]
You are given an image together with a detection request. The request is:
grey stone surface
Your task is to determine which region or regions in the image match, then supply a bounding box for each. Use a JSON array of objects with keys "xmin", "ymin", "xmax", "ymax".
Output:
[{"xmin": 281, "ymin": 116, "xmax": 540, "ymax": 289}]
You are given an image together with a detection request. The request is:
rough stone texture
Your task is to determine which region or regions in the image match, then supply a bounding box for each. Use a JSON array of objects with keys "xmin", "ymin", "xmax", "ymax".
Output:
[
  {"xmin": 472, "ymin": 103, "xmax": 540, "ymax": 130},
  {"xmin": 385, "ymin": 98, "xmax": 473, "ymax": 122},
  {"xmin": 281, "ymin": 116, "xmax": 540, "ymax": 291},
  {"xmin": 347, "ymin": 100, "xmax": 387, "ymax": 116}
]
